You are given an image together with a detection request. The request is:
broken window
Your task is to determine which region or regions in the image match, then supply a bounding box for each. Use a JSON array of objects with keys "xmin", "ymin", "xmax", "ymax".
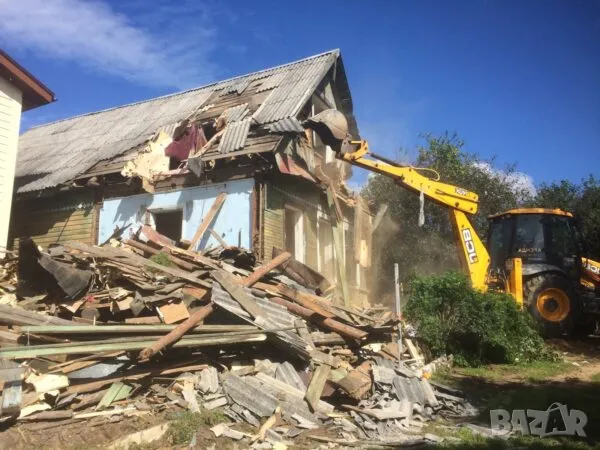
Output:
[
  {"xmin": 152, "ymin": 210, "xmax": 183, "ymax": 242},
  {"xmin": 285, "ymin": 206, "xmax": 305, "ymax": 263}
]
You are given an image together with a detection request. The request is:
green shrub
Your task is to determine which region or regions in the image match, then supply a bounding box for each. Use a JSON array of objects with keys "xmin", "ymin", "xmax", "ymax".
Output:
[{"xmin": 404, "ymin": 272, "xmax": 555, "ymax": 366}]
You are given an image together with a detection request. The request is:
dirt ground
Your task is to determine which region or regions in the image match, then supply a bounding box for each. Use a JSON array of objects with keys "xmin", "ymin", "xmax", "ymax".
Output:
[{"xmin": 2, "ymin": 338, "xmax": 599, "ymax": 450}]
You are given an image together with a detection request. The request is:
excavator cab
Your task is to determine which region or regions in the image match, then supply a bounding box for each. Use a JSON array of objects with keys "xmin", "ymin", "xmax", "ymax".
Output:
[
  {"xmin": 486, "ymin": 209, "xmax": 592, "ymax": 335},
  {"xmin": 487, "ymin": 209, "xmax": 583, "ymax": 278}
]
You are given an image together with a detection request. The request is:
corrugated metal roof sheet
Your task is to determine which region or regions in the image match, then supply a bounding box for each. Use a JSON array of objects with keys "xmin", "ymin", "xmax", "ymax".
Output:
[
  {"xmin": 220, "ymin": 103, "xmax": 249, "ymax": 123},
  {"xmin": 211, "ymin": 281, "xmax": 309, "ymax": 357},
  {"xmin": 267, "ymin": 117, "xmax": 304, "ymax": 134},
  {"xmin": 218, "ymin": 118, "xmax": 252, "ymax": 153},
  {"xmin": 16, "ymin": 50, "xmax": 340, "ymax": 193},
  {"xmin": 274, "ymin": 362, "xmax": 307, "ymax": 392},
  {"xmin": 253, "ymin": 53, "xmax": 337, "ymax": 124},
  {"xmin": 222, "ymin": 373, "xmax": 278, "ymax": 417},
  {"xmin": 256, "ymin": 71, "xmax": 287, "ymax": 93}
]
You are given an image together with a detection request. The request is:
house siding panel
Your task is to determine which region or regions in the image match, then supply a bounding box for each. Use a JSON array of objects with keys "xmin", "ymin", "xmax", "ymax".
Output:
[
  {"xmin": 99, "ymin": 179, "xmax": 254, "ymax": 251},
  {"xmin": 0, "ymin": 77, "xmax": 22, "ymax": 254},
  {"xmin": 9, "ymin": 192, "xmax": 96, "ymax": 250}
]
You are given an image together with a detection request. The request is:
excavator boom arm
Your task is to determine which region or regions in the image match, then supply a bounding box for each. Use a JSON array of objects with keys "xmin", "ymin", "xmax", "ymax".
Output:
[
  {"xmin": 340, "ymin": 140, "xmax": 490, "ymax": 290},
  {"xmin": 341, "ymin": 140, "xmax": 479, "ymax": 214}
]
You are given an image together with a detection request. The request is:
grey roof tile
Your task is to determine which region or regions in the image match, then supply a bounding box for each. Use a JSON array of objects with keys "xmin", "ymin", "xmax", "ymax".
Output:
[{"xmin": 16, "ymin": 50, "xmax": 341, "ymax": 193}]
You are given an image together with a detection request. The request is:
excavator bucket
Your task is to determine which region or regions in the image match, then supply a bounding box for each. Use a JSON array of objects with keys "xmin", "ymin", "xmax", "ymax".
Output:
[{"xmin": 303, "ymin": 109, "xmax": 349, "ymax": 152}]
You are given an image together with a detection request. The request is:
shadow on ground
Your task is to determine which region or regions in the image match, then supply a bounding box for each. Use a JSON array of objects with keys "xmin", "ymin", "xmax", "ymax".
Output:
[{"xmin": 431, "ymin": 373, "xmax": 600, "ymax": 449}]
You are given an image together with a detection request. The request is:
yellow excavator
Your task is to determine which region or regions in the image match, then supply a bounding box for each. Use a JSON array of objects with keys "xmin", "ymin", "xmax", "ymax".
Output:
[{"xmin": 304, "ymin": 110, "xmax": 600, "ymax": 337}]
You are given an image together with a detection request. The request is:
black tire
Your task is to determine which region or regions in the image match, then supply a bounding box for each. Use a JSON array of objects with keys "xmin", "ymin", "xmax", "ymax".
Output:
[{"xmin": 524, "ymin": 274, "xmax": 579, "ymax": 338}]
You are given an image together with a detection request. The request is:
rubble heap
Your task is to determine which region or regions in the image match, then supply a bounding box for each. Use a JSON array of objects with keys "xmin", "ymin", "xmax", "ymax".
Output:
[{"xmin": 0, "ymin": 226, "xmax": 475, "ymax": 448}]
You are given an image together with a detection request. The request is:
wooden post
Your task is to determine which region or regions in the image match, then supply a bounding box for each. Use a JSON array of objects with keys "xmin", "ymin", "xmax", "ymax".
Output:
[
  {"xmin": 138, "ymin": 303, "xmax": 215, "ymax": 360},
  {"xmin": 242, "ymin": 252, "xmax": 291, "ymax": 287},
  {"xmin": 394, "ymin": 263, "xmax": 402, "ymax": 361}
]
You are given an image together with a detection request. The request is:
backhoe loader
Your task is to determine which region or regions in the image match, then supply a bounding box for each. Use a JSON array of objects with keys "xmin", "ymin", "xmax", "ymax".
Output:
[{"xmin": 304, "ymin": 109, "xmax": 600, "ymax": 337}]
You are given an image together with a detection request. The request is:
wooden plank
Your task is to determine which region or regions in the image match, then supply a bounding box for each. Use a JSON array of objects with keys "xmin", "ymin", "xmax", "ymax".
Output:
[
  {"xmin": 182, "ymin": 286, "xmax": 210, "ymax": 300},
  {"xmin": 140, "ymin": 226, "xmax": 220, "ymax": 270},
  {"xmin": 305, "ymin": 364, "xmax": 331, "ymax": 412},
  {"xmin": 157, "ymin": 302, "xmax": 190, "ymax": 324},
  {"xmin": 125, "ymin": 316, "xmax": 161, "ymax": 324},
  {"xmin": 124, "ymin": 239, "xmax": 198, "ymax": 271},
  {"xmin": 187, "ymin": 192, "xmax": 227, "ymax": 250},
  {"xmin": 209, "ymin": 229, "xmax": 230, "ymax": 249},
  {"xmin": 64, "ymin": 242, "xmax": 212, "ymax": 288},
  {"xmin": 212, "ymin": 270, "xmax": 264, "ymax": 319},
  {"xmin": 403, "ymin": 339, "xmax": 423, "ymax": 361}
]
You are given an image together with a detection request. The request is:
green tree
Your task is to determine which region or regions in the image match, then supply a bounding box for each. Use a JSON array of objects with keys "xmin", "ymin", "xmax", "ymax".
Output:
[
  {"xmin": 363, "ymin": 133, "xmax": 530, "ymax": 296},
  {"xmin": 534, "ymin": 175, "xmax": 600, "ymax": 259}
]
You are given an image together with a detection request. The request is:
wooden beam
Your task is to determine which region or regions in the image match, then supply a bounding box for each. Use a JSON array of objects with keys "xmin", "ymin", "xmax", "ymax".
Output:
[
  {"xmin": 305, "ymin": 364, "xmax": 331, "ymax": 412},
  {"xmin": 267, "ymin": 296, "xmax": 367, "ymax": 341},
  {"xmin": 242, "ymin": 252, "xmax": 291, "ymax": 287},
  {"xmin": 276, "ymin": 284, "xmax": 336, "ymax": 319},
  {"xmin": 187, "ymin": 193, "xmax": 227, "ymax": 250},
  {"xmin": 139, "ymin": 303, "xmax": 215, "ymax": 360}
]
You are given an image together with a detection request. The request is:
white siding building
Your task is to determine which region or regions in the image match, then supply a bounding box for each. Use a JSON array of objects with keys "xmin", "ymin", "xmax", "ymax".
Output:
[{"xmin": 0, "ymin": 51, "xmax": 54, "ymax": 255}]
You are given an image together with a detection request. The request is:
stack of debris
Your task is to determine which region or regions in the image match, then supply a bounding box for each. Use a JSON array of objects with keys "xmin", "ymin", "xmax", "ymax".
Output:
[{"xmin": 0, "ymin": 227, "xmax": 473, "ymax": 447}]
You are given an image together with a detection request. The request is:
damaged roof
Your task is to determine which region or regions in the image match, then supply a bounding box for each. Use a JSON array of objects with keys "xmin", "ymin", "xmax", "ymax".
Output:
[{"xmin": 16, "ymin": 49, "xmax": 357, "ymax": 194}]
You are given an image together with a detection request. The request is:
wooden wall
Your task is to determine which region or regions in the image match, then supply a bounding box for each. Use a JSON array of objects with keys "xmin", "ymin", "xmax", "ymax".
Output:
[{"xmin": 9, "ymin": 191, "xmax": 97, "ymax": 250}]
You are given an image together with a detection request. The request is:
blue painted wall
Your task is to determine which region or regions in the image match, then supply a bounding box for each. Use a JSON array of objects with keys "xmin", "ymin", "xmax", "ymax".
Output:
[{"xmin": 98, "ymin": 178, "xmax": 254, "ymax": 251}]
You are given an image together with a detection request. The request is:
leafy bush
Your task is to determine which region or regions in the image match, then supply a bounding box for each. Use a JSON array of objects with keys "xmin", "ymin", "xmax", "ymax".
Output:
[{"xmin": 404, "ymin": 272, "xmax": 555, "ymax": 366}]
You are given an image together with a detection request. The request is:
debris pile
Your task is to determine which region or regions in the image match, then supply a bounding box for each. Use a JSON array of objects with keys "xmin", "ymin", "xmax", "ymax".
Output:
[{"xmin": 0, "ymin": 227, "xmax": 473, "ymax": 447}]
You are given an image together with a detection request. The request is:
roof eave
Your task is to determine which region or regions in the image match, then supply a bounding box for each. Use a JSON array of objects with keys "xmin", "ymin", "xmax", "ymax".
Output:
[{"xmin": 0, "ymin": 50, "xmax": 55, "ymax": 111}]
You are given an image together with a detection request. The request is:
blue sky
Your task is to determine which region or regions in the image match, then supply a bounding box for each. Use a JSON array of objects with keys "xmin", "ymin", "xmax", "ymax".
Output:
[{"xmin": 1, "ymin": 0, "xmax": 598, "ymax": 190}]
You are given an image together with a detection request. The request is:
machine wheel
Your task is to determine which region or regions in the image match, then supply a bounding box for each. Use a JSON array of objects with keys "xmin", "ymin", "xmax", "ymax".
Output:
[{"xmin": 524, "ymin": 274, "xmax": 579, "ymax": 338}]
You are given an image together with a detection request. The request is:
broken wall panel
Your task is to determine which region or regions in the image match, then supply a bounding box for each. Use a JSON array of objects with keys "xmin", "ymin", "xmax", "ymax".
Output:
[{"xmin": 98, "ymin": 179, "xmax": 253, "ymax": 251}]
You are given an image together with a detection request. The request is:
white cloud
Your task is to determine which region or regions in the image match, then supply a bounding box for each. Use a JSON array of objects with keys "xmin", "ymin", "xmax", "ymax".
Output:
[
  {"xmin": 0, "ymin": 0, "xmax": 219, "ymax": 89},
  {"xmin": 473, "ymin": 162, "xmax": 537, "ymax": 199}
]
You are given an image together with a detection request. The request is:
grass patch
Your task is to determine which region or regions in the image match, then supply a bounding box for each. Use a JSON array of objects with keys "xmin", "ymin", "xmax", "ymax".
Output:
[
  {"xmin": 148, "ymin": 252, "xmax": 174, "ymax": 269},
  {"xmin": 424, "ymin": 420, "xmax": 598, "ymax": 449},
  {"xmin": 166, "ymin": 409, "xmax": 228, "ymax": 445},
  {"xmin": 456, "ymin": 360, "xmax": 575, "ymax": 383},
  {"xmin": 590, "ymin": 372, "xmax": 600, "ymax": 383}
]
